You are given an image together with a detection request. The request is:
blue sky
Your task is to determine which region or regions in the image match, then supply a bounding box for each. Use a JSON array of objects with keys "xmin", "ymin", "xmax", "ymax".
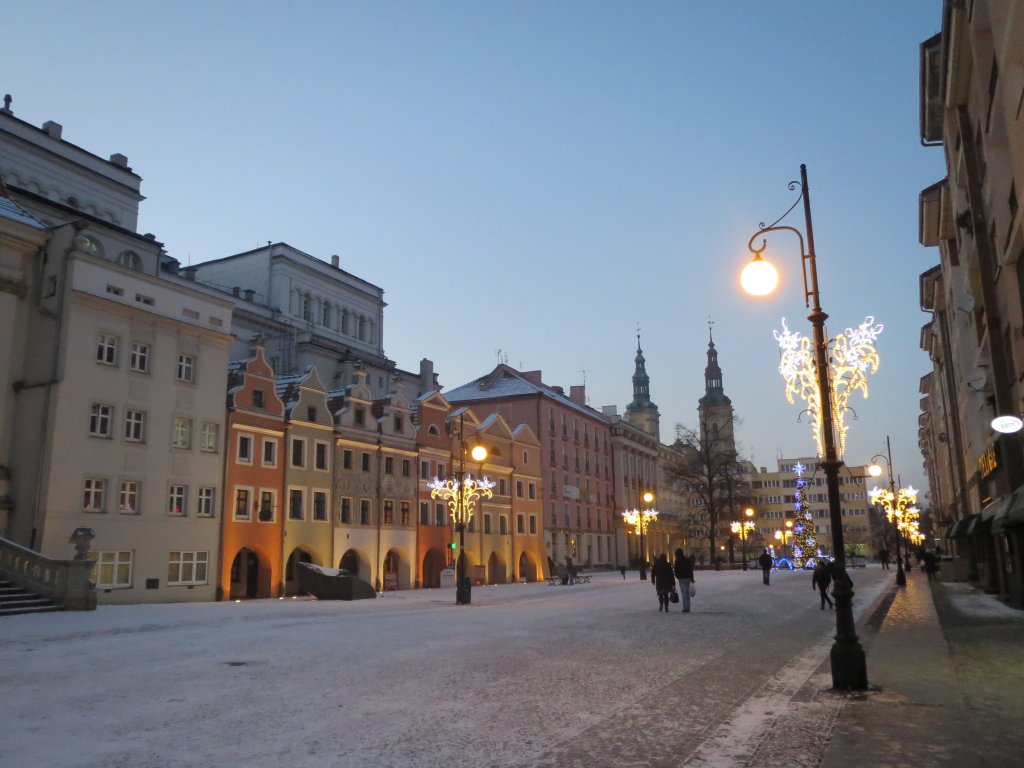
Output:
[{"xmin": 6, "ymin": 1, "xmax": 942, "ymax": 494}]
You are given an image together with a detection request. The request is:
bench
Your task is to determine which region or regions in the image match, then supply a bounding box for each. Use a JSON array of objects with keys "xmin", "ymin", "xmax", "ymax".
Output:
[{"xmin": 546, "ymin": 574, "xmax": 592, "ymax": 585}]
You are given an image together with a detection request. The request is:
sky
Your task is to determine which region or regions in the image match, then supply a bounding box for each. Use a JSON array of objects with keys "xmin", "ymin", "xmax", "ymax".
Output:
[{"xmin": 4, "ymin": 1, "xmax": 942, "ymax": 494}]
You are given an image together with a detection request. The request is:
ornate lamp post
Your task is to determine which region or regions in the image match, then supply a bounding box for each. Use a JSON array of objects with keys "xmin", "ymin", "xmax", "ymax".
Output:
[
  {"xmin": 427, "ymin": 415, "xmax": 493, "ymax": 605},
  {"xmin": 731, "ymin": 507, "xmax": 756, "ymax": 570},
  {"xmin": 740, "ymin": 164, "xmax": 868, "ymax": 689},
  {"xmin": 774, "ymin": 520, "xmax": 794, "ymax": 563},
  {"xmin": 868, "ymin": 436, "xmax": 917, "ymax": 587},
  {"xmin": 622, "ymin": 490, "xmax": 658, "ymax": 580}
]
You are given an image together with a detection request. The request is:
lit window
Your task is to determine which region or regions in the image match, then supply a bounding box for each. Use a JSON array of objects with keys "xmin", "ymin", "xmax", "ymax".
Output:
[
  {"xmin": 172, "ymin": 417, "xmax": 193, "ymax": 449},
  {"xmin": 200, "ymin": 423, "xmax": 219, "ymax": 452},
  {"xmin": 168, "ymin": 484, "xmax": 187, "ymax": 516},
  {"xmin": 83, "ymin": 478, "xmax": 106, "ymax": 512},
  {"xmin": 168, "ymin": 551, "xmax": 208, "ymax": 585},
  {"xmin": 91, "ymin": 551, "xmax": 132, "ymax": 588}
]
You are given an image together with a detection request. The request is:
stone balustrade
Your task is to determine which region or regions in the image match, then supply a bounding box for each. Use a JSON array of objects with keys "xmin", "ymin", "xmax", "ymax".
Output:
[{"xmin": 0, "ymin": 536, "xmax": 96, "ymax": 611}]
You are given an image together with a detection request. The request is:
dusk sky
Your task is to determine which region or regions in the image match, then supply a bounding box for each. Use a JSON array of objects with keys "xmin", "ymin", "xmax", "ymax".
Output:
[{"xmin": 6, "ymin": 2, "xmax": 942, "ymax": 494}]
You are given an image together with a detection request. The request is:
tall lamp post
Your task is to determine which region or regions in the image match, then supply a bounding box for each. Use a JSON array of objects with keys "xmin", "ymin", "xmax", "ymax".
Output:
[
  {"xmin": 740, "ymin": 164, "xmax": 868, "ymax": 689},
  {"xmin": 428, "ymin": 416, "xmax": 493, "ymax": 606},
  {"xmin": 622, "ymin": 490, "xmax": 658, "ymax": 580},
  {"xmin": 868, "ymin": 436, "xmax": 916, "ymax": 587},
  {"xmin": 774, "ymin": 519, "xmax": 794, "ymax": 562},
  {"xmin": 731, "ymin": 507, "xmax": 756, "ymax": 570}
]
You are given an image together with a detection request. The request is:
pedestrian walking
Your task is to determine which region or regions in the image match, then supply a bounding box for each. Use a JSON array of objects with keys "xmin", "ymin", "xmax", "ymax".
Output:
[
  {"xmin": 923, "ymin": 550, "xmax": 939, "ymax": 581},
  {"xmin": 879, "ymin": 548, "xmax": 890, "ymax": 570},
  {"xmin": 758, "ymin": 548, "xmax": 773, "ymax": 585},
  {"xmin": 812, "ymin": 560, "xmax": 834, "ymax": 610},
  {"xmin": 673, "ymin": 548, "xmax": 695, "ymax": 613},
  {"xmin": 651, "ymin": 553, "xmax": 675, "ymax": 612},
  {"xmin": 904, "ymin": 552, "xmax": 912, "ymax": 573},
  {"xmin": 565, "ymin": 556, "xmax": 576, "ymax": 585},
  {"xmin": 619, "ymin": 565, "xmax": 627, "ymax": 579}
]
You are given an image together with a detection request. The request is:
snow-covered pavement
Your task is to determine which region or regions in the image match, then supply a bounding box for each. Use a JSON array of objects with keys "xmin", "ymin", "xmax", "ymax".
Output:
[{"xmin": 0, "ymin": 566, "xmax": 890, "ymax": 768}]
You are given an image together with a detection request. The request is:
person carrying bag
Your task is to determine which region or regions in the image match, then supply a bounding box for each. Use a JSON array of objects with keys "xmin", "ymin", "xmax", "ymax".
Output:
[{"xmin": 673, "ymin": 548, "xmax": 695, "ymax": 613}]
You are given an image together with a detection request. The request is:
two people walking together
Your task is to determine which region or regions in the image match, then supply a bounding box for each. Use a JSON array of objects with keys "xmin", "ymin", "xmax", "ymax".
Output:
[{"xmin": 651, "ymin": 549, "xmax": 695, "ymax": 613}]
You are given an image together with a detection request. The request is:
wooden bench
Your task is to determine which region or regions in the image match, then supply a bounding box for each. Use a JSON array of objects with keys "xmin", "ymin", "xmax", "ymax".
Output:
[{"xmin": 546, "ymin": 574, "xmax": 592, "ymax": 585}]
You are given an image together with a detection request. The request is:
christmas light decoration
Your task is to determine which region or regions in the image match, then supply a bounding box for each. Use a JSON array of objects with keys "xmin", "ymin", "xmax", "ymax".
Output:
[
  {"xmin": 428, "ymin": 475, "xmax": 495, "ymax": 527},
  {"xmin": 788, "ymin": 462, "xmax": 818, "ymax": 568},
  {"xmin": 869, "ymin": 484, "xmax": 922, "ymax": 550},
  {"xmin": 774, "ymin": 316, "xmax": 883, "ymax": 458}
]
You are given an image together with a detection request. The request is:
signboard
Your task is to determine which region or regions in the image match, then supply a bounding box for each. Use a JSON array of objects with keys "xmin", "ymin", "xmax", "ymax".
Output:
[{"xmin": 383, "ymin": 572, "xmax": 398, "ymax": 592}]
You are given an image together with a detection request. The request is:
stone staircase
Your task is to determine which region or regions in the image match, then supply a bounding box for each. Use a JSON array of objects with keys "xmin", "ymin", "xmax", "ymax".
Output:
[{"xmin": 0, "ymin": 578, "xmax": 63, "ymax": 616}]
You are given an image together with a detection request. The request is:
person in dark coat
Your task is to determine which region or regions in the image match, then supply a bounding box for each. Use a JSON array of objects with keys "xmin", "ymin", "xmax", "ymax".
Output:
[
  {"xmin": 878, "ymin": 548, "xmax": 890, "ymax": 570},
  {"xmin": 812, "ymin": 560, "xmax": 834, "ymax": 610},
  {"xmin": 758, "ymin": 548, "xmax": 773, "ymax": 585},
  {"xmin": 923, "ymin": 550, "xmax": 939, "ymax": 581},
  {"xmin": 673, "ymin": 548, "xmax": 695, "ymax": 613},
  {"xmin": 651, "ymin": 553, "xmax": 675, "ymax": 612}
]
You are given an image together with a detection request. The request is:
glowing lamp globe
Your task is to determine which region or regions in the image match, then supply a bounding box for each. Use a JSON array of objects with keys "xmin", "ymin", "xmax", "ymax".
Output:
[
  {"xmin": 470, "ymin": 445, "xmax": 488, "ymax": 462},
  {"xmin": 868, "ymin": 464, "xmax": 883, "ymax": 478},
  {"xmin": 741, "ymin": 255, "xmax": 778, "ymax": 296}
]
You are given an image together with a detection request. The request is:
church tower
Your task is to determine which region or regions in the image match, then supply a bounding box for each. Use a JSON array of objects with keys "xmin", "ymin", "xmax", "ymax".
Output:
[
  {"xmin": 697, "ymin": 321, "xmax": 735, "ymax": 455},
  {"xmin": 625, "ymin": 333, "xmax": 660, "ymax": 440}
]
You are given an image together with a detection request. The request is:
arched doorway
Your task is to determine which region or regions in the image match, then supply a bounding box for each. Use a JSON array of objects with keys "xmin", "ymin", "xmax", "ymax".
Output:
[
  {"xmin": 285, "ymin": 548, "xmax": 313, "ymax": 596},
  {"xmin": 518, "ymin": 551, "xmax": 538, "ymax": 583},
  {"xmin": 422, "ymin": 548, "xmax": 444, "ymax": 589},
  {"xmin": 338, "ymin": 549, "xmax": 360, "ymax": 576},
  {"xmin": 382, "ymin": 549, "xmax": 401, "ymax": 591},
  {"xmin": 229, "ymin": 548, "xmax": 266, "ymax": 599},
  {"xmin": 487, "ymin": 552, "xmax": 506, "ymax": 585}
]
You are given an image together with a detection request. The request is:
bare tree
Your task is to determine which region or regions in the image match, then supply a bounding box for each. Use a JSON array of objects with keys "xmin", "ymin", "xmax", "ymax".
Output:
[{"xmin": 667, "ymin": 421, "xmax": 752, "ymax": 568}]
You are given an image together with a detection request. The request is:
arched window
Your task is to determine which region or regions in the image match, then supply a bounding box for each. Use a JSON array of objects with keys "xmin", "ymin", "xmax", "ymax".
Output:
[
  {"xmin": 358, "ymin": 316, "xmax": 367, "ymax": 341},
  {"xmin": 116, "ymin": 250, "xmax": 142, "ymax": 271},
  {"xmin": 427, "ymin": 425, "xmax": 440, "ymax": 436}
]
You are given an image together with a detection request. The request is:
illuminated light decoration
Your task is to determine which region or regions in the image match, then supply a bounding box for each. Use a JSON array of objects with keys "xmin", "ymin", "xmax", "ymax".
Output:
[
  {"xmin": 991, "ymin": 414, "xmax": 1024, "ymax": 434},
  {"xmin": 869, "ymin": 484, "xmax": 921, "ymax": 547},
  {"xmin": 774, "ymin": 316, "xmax": 883, "ymax": 458},
  {"xmin": 427, "ymin": 475, "xmax": 496, "ymax": 527},
  {"xmin": 621, "ymin": 507, "xmax": 659, "ymax": 535},
  {"xmin": 787, "ymin": 462, "xmax": 819, "ymax": 568}
]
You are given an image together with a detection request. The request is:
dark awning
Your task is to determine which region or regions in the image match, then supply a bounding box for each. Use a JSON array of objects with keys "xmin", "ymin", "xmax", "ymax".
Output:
[
  {"xmin": 994, "ymin": 489, "xmax": 1024, "ymax": 533},
  {"xmin": 947, "ymin": 513, "xmax": 978, "ymax": 539},
  {"xmin": 967, "ymin": 514, "xmax": 992, "ymax": 537}
]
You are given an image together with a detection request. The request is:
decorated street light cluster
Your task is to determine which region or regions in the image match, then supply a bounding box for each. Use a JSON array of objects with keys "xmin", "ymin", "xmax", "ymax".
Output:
[
  {"xmin": 731, "ymin": 506, "xmax": 755, "ymax": 571},
  {"xmin": 427, "ymin": 435, "xmax": 493, "ymax": 605},
  {"xmin": 868, "ymin": 437, "xmax": 919, "ymax": 587},
  {"xmin": 622, "ymin": 491, "xmax": 658, "ymax": 580}
]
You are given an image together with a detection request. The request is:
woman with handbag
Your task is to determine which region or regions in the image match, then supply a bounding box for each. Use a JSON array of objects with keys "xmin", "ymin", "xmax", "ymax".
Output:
[
  {"xmin": 673, "ymin": 548, "xmax": 695, "ymax": 613},
  {"xmin": 651, "ymin": 553, "xmax": 675, "ymax": 612}
]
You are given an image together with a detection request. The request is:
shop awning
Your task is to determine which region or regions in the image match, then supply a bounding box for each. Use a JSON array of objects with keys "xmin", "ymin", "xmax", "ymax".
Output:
[
  {"xmin": 980, "ymin": 495, "xmax": 1012, "ymax": 533},
  {"xmin": 994, "ymin": 488, "xmax": 1024, "ymax": 533},
  {"xmin": 947, "ymin": 513, "xmax": 978, "ymax": 539}
]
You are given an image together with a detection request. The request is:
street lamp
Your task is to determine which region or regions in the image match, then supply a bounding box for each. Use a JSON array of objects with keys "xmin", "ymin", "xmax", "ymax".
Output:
[
  {"xmin": 868, "ymin": 436, "xmax": 916, "ymax": 587},
  {"xmin": 622, "ymin": 490, "xmax": 658, "ymax": 580},
  {"xmin": 774, "ymin": 520, "xmax": 794, "ymax": 563},
  {"xmin": 740, "ymin": 164, "xmax": 868, "ymax": 690},
  {"xmin": 731, "ymin": 507, "xmax": 756, "ymax": 570},
  {"xmin": 427, "ymin": 416, "xmax": 494, "ymax": 605}
]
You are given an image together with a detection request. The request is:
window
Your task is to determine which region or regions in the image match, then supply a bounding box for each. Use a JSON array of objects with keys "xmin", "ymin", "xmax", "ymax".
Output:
[
  {"xmin": 360, "ymin": 499, "xmax": 371, "ymax": 525},
  {"xmin": 354, "ymin": 407, "xmax": 365, "ymax": 427},
  {"xmin": 343, "ymin": 450, "xmax": 353, "ymax": 469},
  {"xmin": 361, "ymin": 452, "xmax": 371, "ymax": 472},
  {"xmin": 291, "ymin": 438, "xmax": 305, "ymax": 468},
  {"xmin": 383, "ymin": 500, "xmax": 394, "ymax": 524},
  {"xmin": 322, "ymin": 302, "xmax": 331, "ymax": 326},
  {"xmin": 402, "ymin": 459, "xmax": 411, "ymax": 478},
  {"xmin": 529, "ymin": 514, "xmax": 537, "ymax": 534},
  {"xmin": 92, "ymin": 551, "xmax": 133, "ymax": 589},
  {"xmin": 420, "ymin": 502, "xmax": 430, "ymax": 525},
  {"xmin": 289, "ymin": 489, "xmax": 304, "ymax": 520},
  {"xmin": 517, "ymin": 514, "xmax": 525, "ymax": 533},
  {"xmin": 168, "ymin": 551, "xmax": 208, "ymax": 586},
  {"xmin": 394, "ymin": 415, "xmax": 404, "ymax": 432},
  {"xmin": 435, "ymin": 503, "xmax": 445, "ymax": 526},
  {"xmin": 484, "ymin": 514, "xmax": 492, "ymax": 534},
  {"xmin": 313, "ymin": 491, "xmax": 328, "ymax": 521},
  {"xmin": 516, "ymin": 480, "xmax": 524, "ymax": 498},
  {"xmin": 197, "ymin": 487, "xmax": 215, "ymax": 517},
  {"xmin": 119, "ymin": 481, "xmax": 140, "ymax": 514},
  {"xmin": 262, "ymin": 438, "xmax": 277, "ymax": 466},
  {"xmin": 340, "ymin": 497, "xmax": 352, "ymax": 524},
  {"xmin": 172, "ymin": 417, "xmax": 193, "ymax": 449},
  {"xmin": 168, "ymin": 485, "xmax": 187, "ymax": 516},
  {"xmin": 124, "ymin": 409, "xmax": 146, "ymax": 442},
  {"xmin": 259, "ymin": 490, "xmax": 275, "ymax": 522},
  {"xmin": 528, "ymin": 483, "xmax": 537, "ymax": 500},
  {"xmin": 235, "ymin": 488, "xmax": 251, "ymax": 520},
  {"xmin": 499, "ymin": 478, "xmax": 507, "ymax": 496},
  {"xmin": 420, "ymin": 460, "xmax": 429, "ymax": 479},
  {"xmin": 438, "ymin": 463, "xmax": 446, "ymax": 478},
  {"xmin": 307, "ymin": 406, "xmax": 317, "ymax": 422},
  {"xmin": 200, "ymin": 423, "xmax": 219, "ymax": 452},
  {"xmin": 96, "ymin": 334, "xmax": 118, "ymax": 365},
  {"xmin": 253, "ymin": 390, "xmax": 265, "ymax": 409},
  {"xmin": 89, "ymin": 403, "xmax": 113, "ymax": 438},
  {"xmin": 117, "ymin": 250, "xmax": 142, "ymax": 270},
  {"xmin": 401, "ymin": 501, "xmax": 410, "ymax": 525},
  {"xmin": 176, "ymin": 353, "xmax": 195, "ymax": 383},
  {"xmin": 129, "ymin": 342, "xmax": 150, "ymax": 372},
  {"xmin": 237, "ymin": 434, "xmax": 253, "ymax": 463},
  {"xmin": 314, "ymin": 441, "xmax": 328, "ymax": 470},
  {"xmin": 84, "ymin": 478, "xmax": 106, "ymax": 512},
  {"xmin": 499, "ymin": 516, "xmax": 508, "ymax": 535},
  {"xmin": 385, "ymin": 456, "xmax": 394, "ymax": 475},
  {"xmin": 301, "ymin": 295, "xmax": 311, "ymax": 322}
]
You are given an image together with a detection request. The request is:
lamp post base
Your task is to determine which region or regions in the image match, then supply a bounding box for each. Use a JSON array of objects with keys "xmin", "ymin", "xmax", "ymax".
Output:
[
  {"xmin": 829, "ymin": 565, "xmax": 868, "ymax": 690},
  {"xmin": 895, "ymin": 560, "xmax": 907, "ymax": 587}
]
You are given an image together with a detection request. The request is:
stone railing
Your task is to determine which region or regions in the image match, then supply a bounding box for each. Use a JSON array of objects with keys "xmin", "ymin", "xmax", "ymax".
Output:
[{"xmin": 0, "ymin": 536, "xmax": 96, "ymax": 611}]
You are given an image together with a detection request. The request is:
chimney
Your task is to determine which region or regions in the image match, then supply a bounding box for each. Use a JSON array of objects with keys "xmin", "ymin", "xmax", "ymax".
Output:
[
  {"xmin": 181, "ymin": 266, "xmax": 197, "ymax": 281},
  {"xmin": 569, "ymin": 385, "xmax": 586, "ymax": 406},
  {"xmin": 521, "ymin": 370, "xmax": 543, "ymax": 385},
  {"xmin": 419, "ymin": 358, "xmax": 435, "ymax": 392},
  {"xmin": 602, "ymin": 405, "xmax": 619, "ymax": 417},
  {"xmin": 552, "ymin": 386, "xmax": 564, "ymax": 395},
  {"xmin": 331, "ymin": 254, "xmax": 340, "ymax": 269},
  {"xmin": 243, "ymin": 289, "xmax": 255, "ymax": 302},
  {"xmin": 42, "ymin": 120, "xmax": 63, "ymax": 139},
  {"xmin": 109, "ymin": 153, "xmax": 129, "ymax": 168},
  {"xmin": 232, "ymin": 287, "xmax": 241, "ymax": 297}
]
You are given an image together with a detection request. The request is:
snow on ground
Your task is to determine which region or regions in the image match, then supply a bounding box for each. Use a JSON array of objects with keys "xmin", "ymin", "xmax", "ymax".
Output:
[
  {"xmin": 0, "ymin": 568, "xmax": 892, "ymax": 768},
  {"xmin": 940, "ymin": 580, "xmax": 1024, "ymax": 620}
]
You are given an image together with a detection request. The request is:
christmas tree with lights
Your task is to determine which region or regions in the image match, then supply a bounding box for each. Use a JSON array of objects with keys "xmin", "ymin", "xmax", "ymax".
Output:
[{"xmin": 789, "ymin": 462, "xmax": 818, "ymax": 568}]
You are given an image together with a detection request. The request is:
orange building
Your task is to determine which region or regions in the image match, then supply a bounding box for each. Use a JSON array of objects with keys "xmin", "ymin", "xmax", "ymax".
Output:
[{"xmin": 220, "ymin": 346, "xmax": 287, "ymax": 599}]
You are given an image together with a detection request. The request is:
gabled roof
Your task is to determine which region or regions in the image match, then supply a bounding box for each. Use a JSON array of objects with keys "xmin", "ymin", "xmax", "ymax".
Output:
[{"xmin": 445, "ymin": 364, "xmax": 605, "ymax": 422}]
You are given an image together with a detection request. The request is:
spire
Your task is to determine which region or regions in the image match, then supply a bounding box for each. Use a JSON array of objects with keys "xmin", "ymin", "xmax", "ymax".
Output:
[
  {"xmin": 700, "ymin": 318, "xmax": 731, "ymax": 407},
  {"xmin": 627, "ymin": 332, "xmax": 655, "ymax": 410}
]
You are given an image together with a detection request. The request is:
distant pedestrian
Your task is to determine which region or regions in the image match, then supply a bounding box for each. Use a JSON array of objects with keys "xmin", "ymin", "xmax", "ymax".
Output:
[
  {"xmin": 758, "ymin": 548, "xmax": 773, "ymax": 585},
  {"xmin": 904, "ymin": 552, "xmax": 912, "ymax": 572},
  {"xmin": 879, "ymin": 548, "xmax": 890, "ymax": 570},
  {"xmin": 812, "ymin": 560, "xmax": 834, "ymax": 610},
  {"xmin": 565, "ymin": 556, "xmax": 576, "ymax": 585},
  {"xmin": 619, "ymin": 565, "xmax": 627, "ymax": 579},
  {"xmin": 673, "ymin": 548, "xmax": 695, "ymax": 613},
  {"xmin": 651, "ymin": 553, "xmax": 675, "ymax": 612},
  {"xmin": 923, "ymin": 550, "xmax": 939, "ymax": 581}
]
